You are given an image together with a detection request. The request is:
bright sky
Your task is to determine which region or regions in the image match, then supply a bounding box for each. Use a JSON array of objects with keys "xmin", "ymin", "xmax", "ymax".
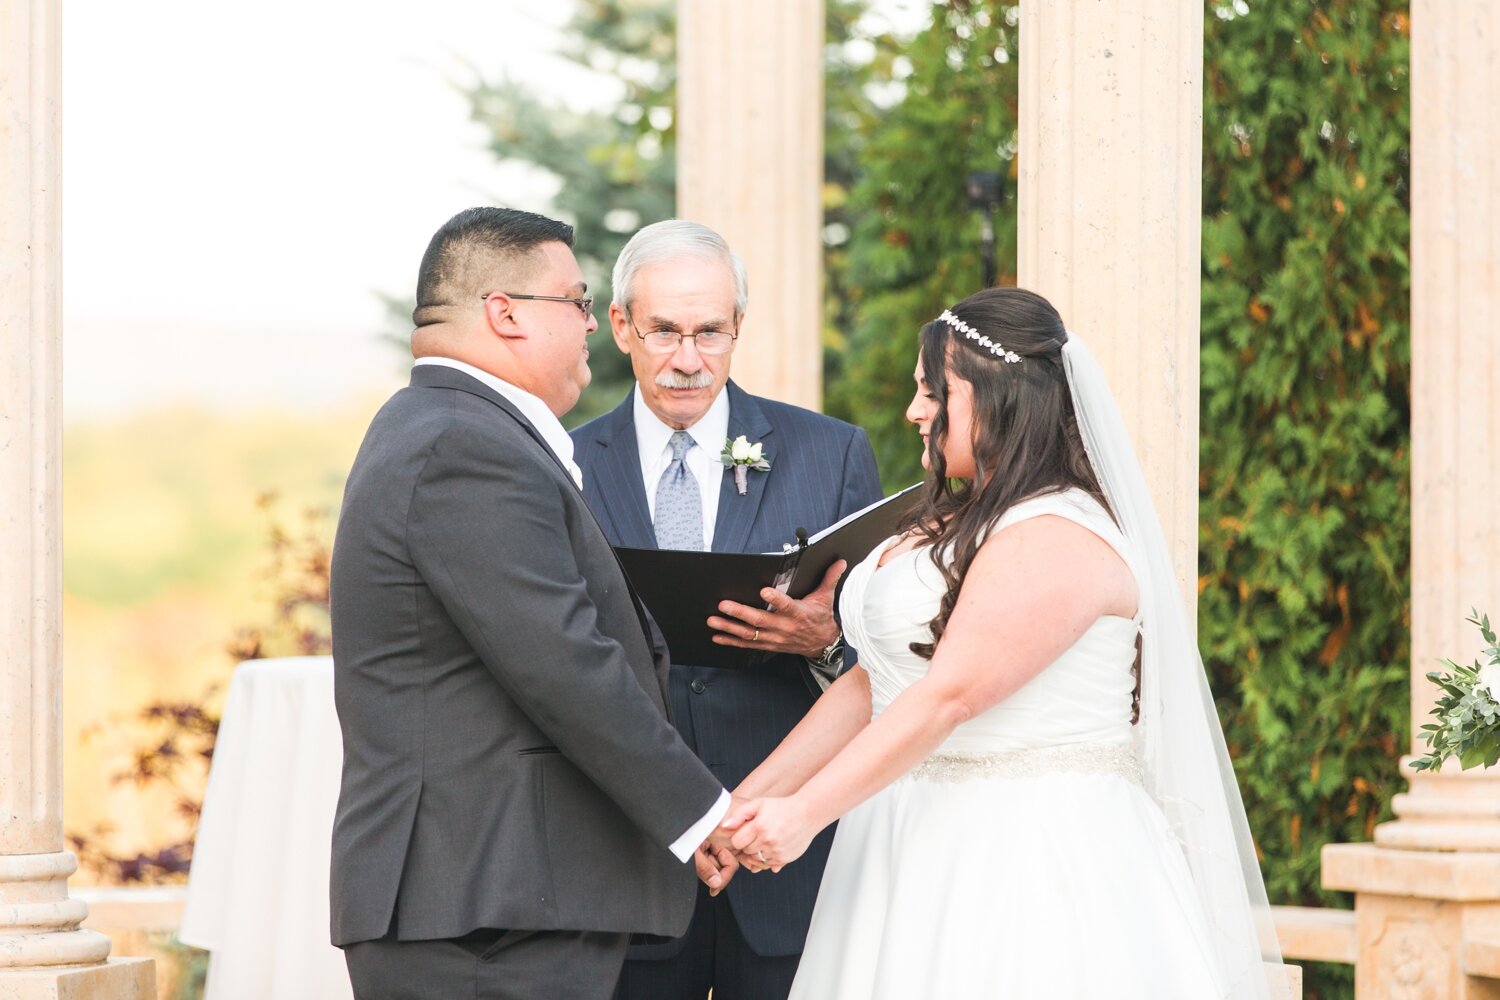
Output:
[
  {"xmin": 62, "ymin": 0, "xmax": 931, "ymax": 422},
  {"xmin": 62, "ymin": 0, "xmax": 611, "ymax": 420}
]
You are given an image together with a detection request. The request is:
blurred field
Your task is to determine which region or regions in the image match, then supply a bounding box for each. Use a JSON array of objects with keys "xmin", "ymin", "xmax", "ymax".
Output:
[{"xmin": 62, "ymin": 396, "xmax": 391, "ymax": 874}]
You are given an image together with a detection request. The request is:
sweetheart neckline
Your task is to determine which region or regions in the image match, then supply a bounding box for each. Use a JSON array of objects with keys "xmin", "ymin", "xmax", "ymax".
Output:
[{"xmin": 871, "ymin": 535, "xmax": 925, "ymax": 574}]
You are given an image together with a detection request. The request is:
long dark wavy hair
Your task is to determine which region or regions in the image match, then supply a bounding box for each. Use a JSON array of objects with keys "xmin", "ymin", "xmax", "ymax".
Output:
[{"xmin": 900, "ymin": 287, "xmax": 1108, "ymax": 660}]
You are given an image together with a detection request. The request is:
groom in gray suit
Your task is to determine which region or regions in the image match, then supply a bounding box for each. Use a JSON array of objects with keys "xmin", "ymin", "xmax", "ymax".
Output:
[
  {"xmin": 572, "ymin": 221, "xmax": 882, "ymax": 1000},
  {"xmin": 329, "ymin": 207, "xmax": 731, "ymax": 1000}
]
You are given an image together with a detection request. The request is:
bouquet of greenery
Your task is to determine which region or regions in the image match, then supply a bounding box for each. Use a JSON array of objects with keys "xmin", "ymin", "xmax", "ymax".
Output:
[{"xmin": 1413, "ymin": 610, "xmax": 1500, "ymax": 772}]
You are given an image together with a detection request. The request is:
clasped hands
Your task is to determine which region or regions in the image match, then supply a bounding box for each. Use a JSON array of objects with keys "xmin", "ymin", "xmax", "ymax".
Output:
[{"xmin": 695, "ymin": 794, "xmax": 821, "ymax": 895}]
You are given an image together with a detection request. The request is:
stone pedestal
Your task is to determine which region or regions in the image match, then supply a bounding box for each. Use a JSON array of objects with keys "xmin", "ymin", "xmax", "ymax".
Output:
[
  {"xmin": 676, "ymin": 0, "xmax": 824, "ymax": 410},
  {"xmin": 1, "ymin": 0, "xmax": 154, "ymax": 994},
  {"xmin": 1324, "ymin": 762, "xmax": 1500, "ymax": 997},
  {"xmin": 0, "ymin": 961, "xmax": 156, "ymax": 1000},
  {"xmin": 1016, "ymin": 0, "xmax": 1205, "ymax": 601},
  {"xmin": 1324, "ymin": 842, "xmax": 1500, "ymax": 999},
  {"xmin": 1379, "ymin": 762, "xmax": 1500, "ymax": 853}
]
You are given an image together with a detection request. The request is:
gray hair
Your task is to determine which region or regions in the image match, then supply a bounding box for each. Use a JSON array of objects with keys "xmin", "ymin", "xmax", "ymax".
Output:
[{"xmin": 611, "ymin": 219, "xmax": 749, "ymax": 316}]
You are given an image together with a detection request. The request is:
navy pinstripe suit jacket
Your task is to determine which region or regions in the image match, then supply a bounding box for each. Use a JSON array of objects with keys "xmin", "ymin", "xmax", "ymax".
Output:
[{"xmin": 571, "ymin": 380, "xmax": 882, "ymax": 958}]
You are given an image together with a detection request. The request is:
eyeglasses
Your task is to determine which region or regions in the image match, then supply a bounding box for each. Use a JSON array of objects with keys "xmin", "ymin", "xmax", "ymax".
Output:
[
  {"xmin": 627, "ymin": 312, "xmax": 739, "ymax": 355},
  {"xmin": 482, "ymin": 292, "xmax": 594, "ymax": 317}
]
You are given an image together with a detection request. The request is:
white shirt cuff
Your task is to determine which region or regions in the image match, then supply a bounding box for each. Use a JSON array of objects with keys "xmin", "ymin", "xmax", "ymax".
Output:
[{"xmin": 668, "ymin": 789, "xmax": 731, "ymax": 863}]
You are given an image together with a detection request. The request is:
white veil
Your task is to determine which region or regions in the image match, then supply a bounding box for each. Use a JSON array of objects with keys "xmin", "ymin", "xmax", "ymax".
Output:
[{"xmin": 1062, "ymin": 333, "xmax": 1289, "ymax": 999}]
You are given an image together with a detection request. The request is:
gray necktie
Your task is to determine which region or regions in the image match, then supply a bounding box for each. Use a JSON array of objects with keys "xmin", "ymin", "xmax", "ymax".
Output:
[{"xmin": 654, "ymin": 431, "xmax": 705, "ymax": 551}]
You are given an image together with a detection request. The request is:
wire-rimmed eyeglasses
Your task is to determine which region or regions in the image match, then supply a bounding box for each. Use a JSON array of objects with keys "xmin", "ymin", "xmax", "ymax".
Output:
[
  {"xmin": 482, "ymin": 292, "xmax": 594, "ymax": 317},
  {"xmin": 627, "ymin": 312, "xmax": 739, "ymax": 355}
]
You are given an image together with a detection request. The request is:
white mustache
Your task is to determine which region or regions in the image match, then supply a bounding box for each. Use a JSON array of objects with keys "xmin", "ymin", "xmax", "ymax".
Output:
[{"xmin": 655, "ymin": 369, "xmax": 714, "ymax": 390}]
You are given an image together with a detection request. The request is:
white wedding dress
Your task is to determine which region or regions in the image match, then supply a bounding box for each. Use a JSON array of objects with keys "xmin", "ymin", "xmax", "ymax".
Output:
[{"xmin": 789, "ymin": 489, "xmax": 1226, "ymax": 999}]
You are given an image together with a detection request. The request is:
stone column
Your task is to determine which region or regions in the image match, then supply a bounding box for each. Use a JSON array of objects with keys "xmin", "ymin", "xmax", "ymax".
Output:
[
  {"xmin": 0, "ymin": 0, "xmax": 154, "ymax": 993},
  {"xmin": 1390, "ymin": 0, "xmax": 1500, "ymax": 843},
  {"xmin": 676, "ymin": 0, "xmax": 824, "ymax": 411},
  {"xmin": 1016, "ymin": 0, "xmax": 1204, "ymax": 601},
  {"xmin": 1016, "ymin": 8, "xmax": 1302, "ymax": 995},
  {"xmin": 1321, "ymin": 3, "xmax": 1500, "ymax": 997}
]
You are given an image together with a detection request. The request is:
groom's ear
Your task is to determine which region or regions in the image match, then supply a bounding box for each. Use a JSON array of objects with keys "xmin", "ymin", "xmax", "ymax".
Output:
[{"xmin": 481, "ymin": 293, "xmax": 528, "ymax": 342}]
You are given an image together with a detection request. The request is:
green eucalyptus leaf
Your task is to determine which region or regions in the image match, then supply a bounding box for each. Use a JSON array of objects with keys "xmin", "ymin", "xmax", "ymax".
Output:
[{"xmin": 1461, "ymin": 743, "xmax": 1493, "ymax": 771}]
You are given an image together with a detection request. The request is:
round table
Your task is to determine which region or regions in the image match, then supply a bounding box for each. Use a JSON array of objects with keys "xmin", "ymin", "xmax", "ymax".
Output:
[{"xmin": 179, "ymin": 656, "xmax": 352, "ymax": 1000}]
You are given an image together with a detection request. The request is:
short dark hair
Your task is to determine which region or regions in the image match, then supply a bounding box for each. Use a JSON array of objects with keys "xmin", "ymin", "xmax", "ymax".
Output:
[{"xmin": 413, "ymin": 207, "xmax": 575, "ymax": 327}]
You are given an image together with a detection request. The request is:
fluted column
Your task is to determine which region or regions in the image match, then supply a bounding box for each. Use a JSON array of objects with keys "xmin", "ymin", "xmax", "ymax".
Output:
[
  {"xmin": 1320, "ymin": 4, "xmax": 1500, "ymax": 997},
  {"xmin": 1017, "ymin": 0, "xmax": 1204, "ymax": 602},
  {"xmin": 676, "ymin": 0, "xmax": 824, "ymax": 411},
  {"xmin": 1379, "ymin": 0, "xmax": 1500, "ymax": 850},
  {"xmin": 0, "ymin": 0, "xmax": 153, "ymax": 992}
]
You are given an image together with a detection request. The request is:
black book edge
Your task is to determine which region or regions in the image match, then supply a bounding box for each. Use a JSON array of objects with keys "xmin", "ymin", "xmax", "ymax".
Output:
[{"xmin": 613, "ymin": 483, "xmax": 924, "ymax": 669}]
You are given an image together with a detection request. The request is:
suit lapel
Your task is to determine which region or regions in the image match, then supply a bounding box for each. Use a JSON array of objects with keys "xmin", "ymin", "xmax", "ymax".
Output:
[
  {"xmin": 413, "ymin": 366, "xmax": 670, "ymax": 704},
  {"xmin": 585, "ymin": 391, "xmax": 658, "ymax": 550},
  {"xmin": 711, "ymin": 381, "xmax": 775, "ymax": 554},
  {"xmin": 410, "ymin": 364, "xmax": 576, "ymax": 485}
]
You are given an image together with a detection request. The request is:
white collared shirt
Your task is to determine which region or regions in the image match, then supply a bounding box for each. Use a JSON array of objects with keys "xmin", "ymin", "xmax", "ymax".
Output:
[
  {"xmin": 632, "ymin": 384, "xmax": 734, "ymax": 850},
  {"xmin": 414, "ymin": 357, "xmax": 583, "ymax": 488},
  {"xmin": 633, "ymin": 383, "xmax": 731, "ymax": 550},
  {"xmin": 416, "ymin": 358, "xmax": 727, "ymax": 859}
]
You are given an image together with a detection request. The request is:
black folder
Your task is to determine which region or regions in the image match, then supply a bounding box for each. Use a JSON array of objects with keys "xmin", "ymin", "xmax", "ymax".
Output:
[{"xmin": 616, "ymin": 483, "xmax": 924, "ymax": 669}]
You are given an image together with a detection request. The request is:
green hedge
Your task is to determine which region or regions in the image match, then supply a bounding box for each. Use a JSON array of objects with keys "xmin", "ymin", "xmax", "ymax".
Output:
[
  {"xmin": 1198, "ymin": 0, "xmax": 1410, "ymax": 955},
  {"xmin": 826, "ymin": 4, "xmax": 1020, "ymax": 487}
]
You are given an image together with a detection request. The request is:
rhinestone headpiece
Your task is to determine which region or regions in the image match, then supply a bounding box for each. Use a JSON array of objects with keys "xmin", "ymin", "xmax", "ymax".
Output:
[{"xmin": 938, "ymin": 309, "xmax": 1022, "ymax": 364}]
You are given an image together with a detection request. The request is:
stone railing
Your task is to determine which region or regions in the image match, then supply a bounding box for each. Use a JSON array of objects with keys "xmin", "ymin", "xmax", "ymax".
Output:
[
  {"xmin": 77, "ymin": 886, "xmax": 193, "ymax": 1000},
  {"xmin": 1272, "ymin": 851, "xmax": 1500, "ymax": 995},
  {"xmin": 1276, "ymin": 899, "xmax": 1500, "ymax": 985},
  {"xmin": 1273, "ymin": 904, "xmax": 1358, "ymax": 967}
]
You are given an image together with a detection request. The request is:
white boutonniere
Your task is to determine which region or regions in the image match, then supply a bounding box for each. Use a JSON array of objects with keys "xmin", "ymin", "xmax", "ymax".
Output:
[{"xmin": 720, "ymin": 435, "xmax": 771, "ymax": 496}]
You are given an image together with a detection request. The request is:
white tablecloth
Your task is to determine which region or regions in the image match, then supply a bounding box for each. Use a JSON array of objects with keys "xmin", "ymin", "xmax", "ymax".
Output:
[{"xmin": 179, "ymin": 656, "xmax": 352, "ymax": 1000}]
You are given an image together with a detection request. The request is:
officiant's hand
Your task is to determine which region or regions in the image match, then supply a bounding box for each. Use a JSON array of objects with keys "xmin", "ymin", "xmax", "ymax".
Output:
[
  {"xmin": 721, "ymin": 795, "xmax": 819, "ymax": 874},
  {"xmin": 708, "ymin": 559, "xmax": 846, "ymax": 658}
]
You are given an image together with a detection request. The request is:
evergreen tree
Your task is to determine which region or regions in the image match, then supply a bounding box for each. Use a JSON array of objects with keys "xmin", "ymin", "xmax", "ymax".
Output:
[
  {"xmin": 1198, "ymin": 10, "xmax": 1409, "ymax": 997},
  {"xmin": 467, "ymin": 0, "xmax": 678, "ymax": 423},
  {"xmin": 465, "ymin": 0, "xmax": 905, "ymax": 425},
  {"xmin": 828, "ymin": 3, "xmax": 1019, "ymax": 489}
]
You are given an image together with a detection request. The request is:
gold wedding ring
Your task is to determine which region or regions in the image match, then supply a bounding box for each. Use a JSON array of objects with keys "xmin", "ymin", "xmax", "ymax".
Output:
[
  {"xmin": 752, "ymin": 628, "xmax": 761, "ymax": 642},
  {"xmin": 756, "ymin": 850, "xmax": 767, "ymax": 863}
]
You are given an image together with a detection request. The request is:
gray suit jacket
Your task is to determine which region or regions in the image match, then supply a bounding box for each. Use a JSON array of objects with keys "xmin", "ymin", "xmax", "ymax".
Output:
[{"xmin": 329, "ymin": 364, "xmax": 723, "ymax": 947}]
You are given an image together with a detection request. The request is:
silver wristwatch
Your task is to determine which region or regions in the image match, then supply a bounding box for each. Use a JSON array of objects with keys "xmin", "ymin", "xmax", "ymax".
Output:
[{"xmin": 807, "ymin": 635, "xmax": 845, "ymax": 688}]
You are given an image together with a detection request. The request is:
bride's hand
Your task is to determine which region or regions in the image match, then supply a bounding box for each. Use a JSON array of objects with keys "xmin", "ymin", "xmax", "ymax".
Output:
[{"xmin": 722, "ymin": 795, "xmax": 820, "ymax": 873}]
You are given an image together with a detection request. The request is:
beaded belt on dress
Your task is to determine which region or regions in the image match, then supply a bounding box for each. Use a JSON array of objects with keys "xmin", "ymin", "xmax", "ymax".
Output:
[{"xmin": 908, "ymin": 741, "xmax": 1143, "ymax": 784}]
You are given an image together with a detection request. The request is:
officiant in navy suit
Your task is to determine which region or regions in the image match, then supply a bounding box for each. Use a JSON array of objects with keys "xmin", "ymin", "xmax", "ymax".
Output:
[{"xmin": 571, "ymin": 220, "xmax": 882, "ymax": 1000}]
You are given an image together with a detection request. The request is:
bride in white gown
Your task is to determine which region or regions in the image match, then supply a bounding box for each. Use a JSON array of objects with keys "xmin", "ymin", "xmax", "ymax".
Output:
[{"xmin": 717, "ymin": 288, "xmax": 1288, "ymax": 998}]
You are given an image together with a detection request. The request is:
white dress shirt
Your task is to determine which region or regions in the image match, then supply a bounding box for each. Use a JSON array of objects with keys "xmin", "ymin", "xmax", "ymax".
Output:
[
  {"xmin": 633, "ymin": 383, "xmax": 731, "ymax": 549},
  {"xmin": 632, "ymin": 384, "xmax": 734, "ymax": 851},
  {"xmin": 413, "ymin": 357, "xmax": 583, "ymax": 488},
  {"xmin": 415, "ymin": 359, "xmax": 728, "ymax": 859}
]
